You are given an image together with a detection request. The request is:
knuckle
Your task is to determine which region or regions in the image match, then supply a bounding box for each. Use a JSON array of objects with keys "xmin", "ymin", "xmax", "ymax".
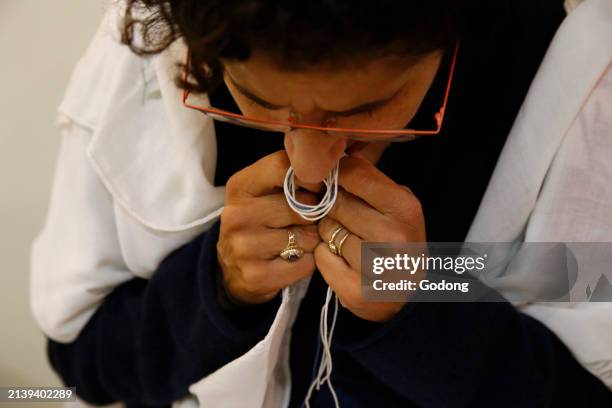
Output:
[
  {"xmin": 239, "ymin": 265, "xmax": 267, "ymax": 293},
  {"xmin": 230, "ymin": 233, "xmax": 252, "ymax": 258},
  {"xmin": 225, "ymin": 172, "xmax": 244, "ymax": 198},
  {"xmin": 411, "ymin": 197, "xmax": 423, "ymax": 213},
  {"xmin": 218, "ymin": 235, "xmax": 240, "ymax": 264},
  {"xmin": 268, "ymin": 150, "xmax": 290, "ymax": 174},
  {"xmin": 219, "ymin": 206, "xmax": 233, "ymax": 225},
  {"xmin": 328, "ymin": 191, "xmax": 347, "ymax": 219},
  {"xmin": 402, "ymin": 190, "xmax": 423, "ymax": 212},
  {"xmin": 220, "ymin": 207, "xmax": 238, "ymax": 232},
  {"xmin": 222, "ymin": 204, "xmax": 252, "ymax": 229},
  {"xmin": 343, "ymin": 157, "xmax": 373, "ymax": 184},
  {"xmin": 386, "ymin": 231, "xmax": 408, "ymax": 243},
  {"xmin": 391, "ymin": 188, "xmax": 423, "ymax": 218},
  {"xmin": 398, "ymin": 184, "xmax": 415, "ymax": 195},
  {"xmin": 317, "ymin": 217, "xmax": 333, "ymax": 238},
  {"xmin": 216, "ymin": 237, "xmax": 230, "ymax": 261}
]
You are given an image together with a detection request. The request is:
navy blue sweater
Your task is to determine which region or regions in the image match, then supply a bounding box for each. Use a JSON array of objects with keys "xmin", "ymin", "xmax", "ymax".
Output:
[{"xmin": 46, "ymin": 1, "xmax": 612, "ymax": 407}]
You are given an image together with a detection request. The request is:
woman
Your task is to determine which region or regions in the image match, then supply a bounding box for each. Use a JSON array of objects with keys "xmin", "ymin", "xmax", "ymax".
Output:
[{"xmin": 31, "ymin": 0, "xmax": 612, "ymax": 407}]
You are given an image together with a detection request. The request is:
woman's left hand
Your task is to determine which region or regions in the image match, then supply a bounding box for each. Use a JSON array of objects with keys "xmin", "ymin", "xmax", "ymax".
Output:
[{"xmin": 315, "ymin": 155, "xmax": 427, "ymax": 323}]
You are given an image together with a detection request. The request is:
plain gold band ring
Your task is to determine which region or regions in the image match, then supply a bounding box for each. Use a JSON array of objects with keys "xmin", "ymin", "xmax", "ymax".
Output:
[{"xmin": 337, "ymin": 231, "xmax": 350, "ymax": 258}]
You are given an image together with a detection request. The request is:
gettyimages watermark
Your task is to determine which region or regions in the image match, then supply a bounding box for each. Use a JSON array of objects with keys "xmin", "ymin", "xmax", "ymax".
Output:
[{"xmin": 361, "ymin": 242, "xmax": 612, "ymax": 303}]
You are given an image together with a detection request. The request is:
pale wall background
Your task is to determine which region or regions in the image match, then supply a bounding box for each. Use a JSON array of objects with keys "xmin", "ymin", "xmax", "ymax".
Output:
[{"xmin": 0, "ymin": 1, "xmax": 105, "ymax": 405}]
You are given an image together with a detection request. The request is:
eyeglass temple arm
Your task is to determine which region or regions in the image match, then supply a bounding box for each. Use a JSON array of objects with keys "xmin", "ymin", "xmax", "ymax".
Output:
[{"xmin": 434, "ymin": 40, "xmax": 460, "ymax": 129}]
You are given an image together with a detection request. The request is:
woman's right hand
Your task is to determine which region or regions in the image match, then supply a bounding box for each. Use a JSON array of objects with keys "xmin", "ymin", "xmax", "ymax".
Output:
[{"xmin": 217, "ymin": 150, "xmax": 321, "ymax": 305}]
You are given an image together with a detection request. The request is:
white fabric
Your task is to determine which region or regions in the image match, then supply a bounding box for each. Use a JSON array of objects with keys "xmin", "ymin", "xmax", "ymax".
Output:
[
  {"xmin": 464, "ymin": 0, "xmax": 612, "ymax": 387},
  {"xmin": 564, "ymin": 0, "xmax": 585, "ymax": 13},
  {"xmin": 30, "ymin": 0, "xmax": 612, "ymax": 407},
  {"xmin": 520, "ymin": 66, "xmax": 612, "ymax": 385},
  {"xmin": 30, "ymin": 5, "xmax": 224, "ymax": 343}
]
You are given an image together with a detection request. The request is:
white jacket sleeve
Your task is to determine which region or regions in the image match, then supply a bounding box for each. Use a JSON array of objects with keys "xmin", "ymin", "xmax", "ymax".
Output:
[
  {"xmin": 29, "ymin": 0, "xmax": 224, "ymax": 345},
  {"xmin": 521, "ymin": 64, "xmax": 612, "ymax": 388},
  {"xmin": 30, "ymin": 115, "xmax": 134, "ymax": 343}
]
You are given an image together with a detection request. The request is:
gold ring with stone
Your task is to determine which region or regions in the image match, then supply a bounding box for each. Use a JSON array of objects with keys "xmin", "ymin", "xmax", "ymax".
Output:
[
  {"xmin": 280, "ymin": 230, "xmax": 304, "ymax": 262},
  {"xmin": 327, "ymin": 226, "xmax": 345, "ymax": 255}
]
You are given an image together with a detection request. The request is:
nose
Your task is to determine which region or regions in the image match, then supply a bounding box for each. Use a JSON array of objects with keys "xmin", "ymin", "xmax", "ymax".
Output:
[{"xmin": 284, "ymin": 128, "xmax": 347, "ymax": 185}]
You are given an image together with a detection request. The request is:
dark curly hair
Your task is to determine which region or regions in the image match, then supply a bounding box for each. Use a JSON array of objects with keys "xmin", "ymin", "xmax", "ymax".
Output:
[{"xmin": 121, "ymin": 0, "xmax": 468, "ymax": 95}]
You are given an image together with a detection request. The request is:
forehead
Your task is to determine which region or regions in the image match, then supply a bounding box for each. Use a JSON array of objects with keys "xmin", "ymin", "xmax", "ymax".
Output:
[{"xmin": 222, "ymin": 51, "xmax": 440, "ymax": 111}]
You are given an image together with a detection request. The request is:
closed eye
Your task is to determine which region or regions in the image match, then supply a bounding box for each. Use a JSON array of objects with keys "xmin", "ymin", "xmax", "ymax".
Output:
[
  {"xmin": 243, "ymin": 93, "xmax": 284, "ymax": 111},
  {"xmin": 227, "ymin": 73, "xmax": 394, "ymax": 118}
]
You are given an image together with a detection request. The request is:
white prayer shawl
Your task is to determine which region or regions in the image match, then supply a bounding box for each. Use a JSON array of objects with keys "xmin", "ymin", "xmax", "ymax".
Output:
[{"xmin": 30, "ymin": 0, "xmax": 612, "ymax": 406}]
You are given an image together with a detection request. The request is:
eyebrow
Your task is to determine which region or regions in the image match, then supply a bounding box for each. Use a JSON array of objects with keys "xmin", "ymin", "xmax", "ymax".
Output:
[{"xmin": 226, "ymin": 73, "xmax": 398, "ymax": 117}]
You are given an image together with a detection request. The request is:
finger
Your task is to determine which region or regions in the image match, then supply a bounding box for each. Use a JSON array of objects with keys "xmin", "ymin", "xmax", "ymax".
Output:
[
  {"xmin": 259, "ymin": 253, "xmax": 316, "ymax": 289},
  {"xmin": 314, "ymin": 242, "xmax": 361, "ymax": 309},
  {"xmin": 232, "ymin": 225, "xmax": 320, "ymax": 261},
  {"xmin": 318, "ymin": 217, "xmax": 362, "ymax": 272},
  {"xmin": 257, "ymin": 192, "xmax": 321, "ymax": 227},
  {"xmin": 226, "ymin": 150, "xmax": 290, "ymax": 199},
  {"xmin": 326, "ymin": 189, "xmax": 391, "ymax": 240},
  {"xmin": 225, "ymin": 192, "xmax": 319, "ymax": 229},
  {"xmin": 294, "ymin": 175, "xmax": 324, "ymax": 194},
  {"xmin": 235, "ymin": 254, "xmax": 316, "ymax": 302},
  {"xmin": 338, "ymin": 155, "xmax": 418, "ymax": 215}
]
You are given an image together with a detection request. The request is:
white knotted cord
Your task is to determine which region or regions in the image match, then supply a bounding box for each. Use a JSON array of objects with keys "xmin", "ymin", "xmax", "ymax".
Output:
[
  {"xmin": 303, "ymin": 286, "xmax": 340, "ymax": 408},
  {"xmin": 283, "ymin": 164, "xmax": 341, "ymax": 408},
  {"xmin": 283, "ymin": 163, "xmax": 339, "ymax": 222}
]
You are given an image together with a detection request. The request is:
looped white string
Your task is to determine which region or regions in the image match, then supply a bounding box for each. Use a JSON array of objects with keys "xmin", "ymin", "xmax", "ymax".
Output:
[
  {"xmin": 283, "ymin": 164, "xmax": 341, "ymax": 408},
  {"xmin": 304, "ymin": 286, "xmax": 340, "ymax": 408},
  {"xmin": 283, "ymin": 163, "xmax": 339, "ymax": 222}
]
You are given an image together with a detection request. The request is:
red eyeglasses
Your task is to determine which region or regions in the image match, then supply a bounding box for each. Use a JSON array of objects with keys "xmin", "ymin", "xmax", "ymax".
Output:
[{"xmin": 182, "ymin": 41, "xmax": 459, "ymax": 142}]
